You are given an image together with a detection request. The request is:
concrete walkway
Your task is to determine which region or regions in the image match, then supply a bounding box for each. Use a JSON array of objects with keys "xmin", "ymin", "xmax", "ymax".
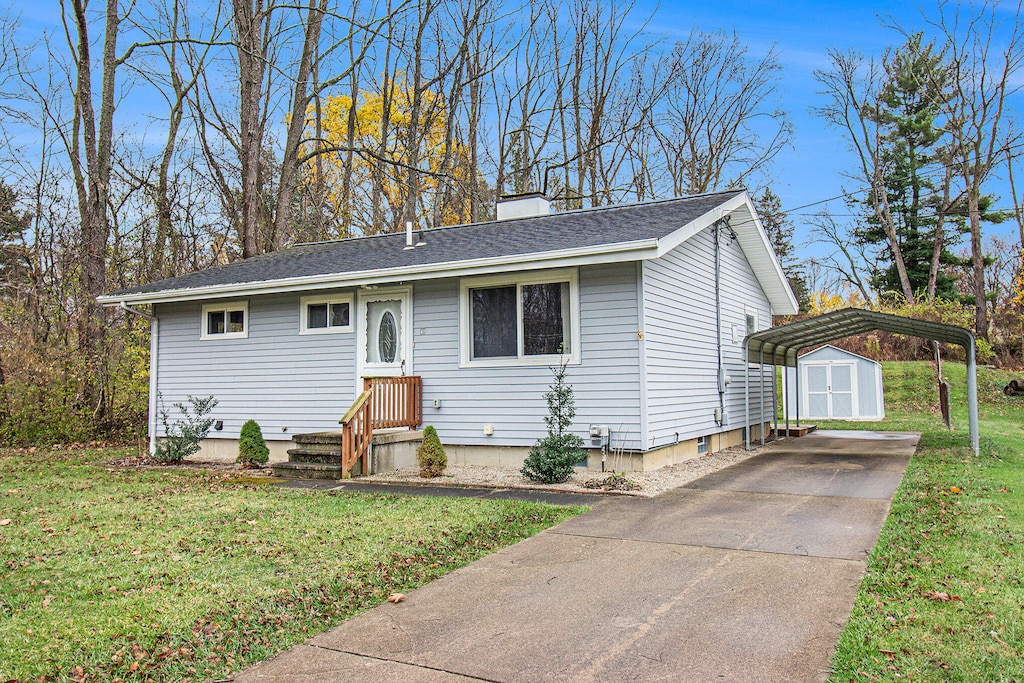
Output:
[{"xmin": 231, "ymin": 430, "xmax": 918, "ymax": 683}]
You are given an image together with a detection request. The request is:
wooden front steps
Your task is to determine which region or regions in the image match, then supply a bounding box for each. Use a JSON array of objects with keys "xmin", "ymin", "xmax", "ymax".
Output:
[{"xmin": 273, "ymin": 376, "xmax": 424, "ymax": 480}]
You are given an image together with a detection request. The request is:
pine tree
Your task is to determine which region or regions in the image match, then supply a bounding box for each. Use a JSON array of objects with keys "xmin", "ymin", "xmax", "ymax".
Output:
[
  {"xmin": 521, "ymin": 359, "xmax": 586, "ymax": 484},
  {"xmin": 756, "ymin": 188, "xmax": 808, "ymax": 311},
  {"xmin": 855, "ymin": 33, "xmax": 967, "ymax": 301}
]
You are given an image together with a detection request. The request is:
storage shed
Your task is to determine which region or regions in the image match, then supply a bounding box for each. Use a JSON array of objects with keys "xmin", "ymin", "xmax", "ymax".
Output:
[{"xmin": 782, "ymin": 345, "xmax": 884, "ymax": 421}]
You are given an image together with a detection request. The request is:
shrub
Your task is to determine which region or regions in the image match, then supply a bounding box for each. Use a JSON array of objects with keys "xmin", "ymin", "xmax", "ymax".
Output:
[
  {"xmin": 521, "ymin": 359, "xmax": 586, "ymax": 484},
  {"xmin": 417, "ymin": 425, "xmax": 447, "ymax": 478},
  {"xmin": 152, "ymin": 395, "xmax": 218, "ymax": 464},
  {"xmin": 237, "ymin": 419, "xmax": 270, "ymax": 468}
]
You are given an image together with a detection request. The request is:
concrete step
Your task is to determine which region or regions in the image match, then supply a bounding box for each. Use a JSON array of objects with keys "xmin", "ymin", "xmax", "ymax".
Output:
[
  {"xmin": 286, "ymin": 448, "xmax": 343, "ymax": 463},
  {"xmin": 291, "ymin": 431, "xmax": 345, "ymax": 446},
  {"xmin": 272, "ymin": 460, "xmax": 363, "ymax": 480}
]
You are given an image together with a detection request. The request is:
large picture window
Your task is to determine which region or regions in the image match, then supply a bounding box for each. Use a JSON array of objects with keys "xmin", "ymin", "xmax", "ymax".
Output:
[
  {"xmin": 300, "ymin": 294, "xmax": 353, "ymax": 334},
  {"xmin": 461, "ymin": 269, "xmax": 580, "ymax": 366},
  {"xmin": 201, "ymin": 301, "xmax": 248, "ymax": 339}
]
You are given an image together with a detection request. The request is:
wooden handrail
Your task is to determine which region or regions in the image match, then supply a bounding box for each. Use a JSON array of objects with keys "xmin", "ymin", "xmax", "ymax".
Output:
[
  {"xmin": 363, "ymin": 376, "xmax": 423, "ymax": 430},
  {"xmin": 340, "ymin": 389, "xmax": 372, "ymax": 424},
  {"xmin": 336, "ymin": 378, "xmax": 422, "ymax": 478},
  {"xmin": 339, "ymin": 389, "xmax": 373, "ymax": 479}
]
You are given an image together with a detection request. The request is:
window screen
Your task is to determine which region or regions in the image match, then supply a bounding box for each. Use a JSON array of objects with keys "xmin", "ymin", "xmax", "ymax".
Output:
[
  {"xmin": 522, "ymin": 282, "xmax": 569, "ymax": 355},
  {"xmin": 207, "ymin": 310, "xmax": 226, "ymax": 335},
  {"xmin": 471, "ymin": 286, "xmax": 517, "ymax": 358},
  {"xmin": 307, "ymin": 301, "xmax": 349, "ymax": 330}
]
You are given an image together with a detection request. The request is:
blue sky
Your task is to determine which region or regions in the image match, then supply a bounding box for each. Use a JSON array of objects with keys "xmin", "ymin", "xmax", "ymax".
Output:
[{"xmin": 652, "ymin": 0, "xmax": 1023, "ymax": 254}]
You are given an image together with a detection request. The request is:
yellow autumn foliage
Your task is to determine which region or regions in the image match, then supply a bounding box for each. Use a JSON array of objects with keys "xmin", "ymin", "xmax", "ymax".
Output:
[{"xmin": 303, "ymin": 73, "xmax": 471, "ymax": 234}]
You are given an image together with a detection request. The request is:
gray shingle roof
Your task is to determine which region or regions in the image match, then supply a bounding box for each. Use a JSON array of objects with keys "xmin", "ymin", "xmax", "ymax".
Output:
[{"xmin": 108, "ymin": 190, "xmax": 742, "ymax": 298}]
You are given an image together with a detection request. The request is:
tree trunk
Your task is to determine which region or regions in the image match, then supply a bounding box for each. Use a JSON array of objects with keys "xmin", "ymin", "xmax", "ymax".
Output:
[
  {"xmin": 232, "ymin": 0, "xmax": 268, "ymax": 258},
  {"xmin": 272, "ymin": 0, "xmax": 327, "ymax": 251}
]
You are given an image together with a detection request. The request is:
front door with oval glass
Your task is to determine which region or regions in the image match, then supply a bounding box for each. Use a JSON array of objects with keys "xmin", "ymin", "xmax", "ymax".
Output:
[{"xmin": 360, "ymin": 289, "xmax": 411, "ymax": 377}]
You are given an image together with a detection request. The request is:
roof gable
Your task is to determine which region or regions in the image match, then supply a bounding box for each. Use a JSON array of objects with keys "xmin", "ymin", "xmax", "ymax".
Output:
[{"xmin": 799, "ymin": 344, "xmax": 882, "ymax": 366}]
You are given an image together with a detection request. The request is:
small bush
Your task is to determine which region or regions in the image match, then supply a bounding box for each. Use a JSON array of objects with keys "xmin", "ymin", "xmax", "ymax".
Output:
[
  {"xmin": 417, "ymin": 425, "xmax": 447, "ymax": 478},
  {"xmin": 152, "ymin": 395, "xmax": 218, "ymax": 464},
  {"xmin": 237, "ymin": 419, "xmax": 270, "ymax": 468},
  {"xmin": 521, "ymin": 359, "xmax": 586, "ymax": 484}
]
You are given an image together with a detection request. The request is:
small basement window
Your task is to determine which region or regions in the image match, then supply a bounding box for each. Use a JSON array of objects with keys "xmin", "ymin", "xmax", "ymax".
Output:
[
  {"xmin": 697, "ymin": 435, "xmax": 709, "ymax": 455},
  {"xmin": 202, "ymin": 302, "xmax": 248, "ymax": 339},
  {"xmin": 300, "ymin": 294, "xmax": 353, "ymax": 334}
]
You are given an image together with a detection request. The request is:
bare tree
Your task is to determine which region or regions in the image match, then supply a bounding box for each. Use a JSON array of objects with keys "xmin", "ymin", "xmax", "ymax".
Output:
[
  {"xmin": 653, "ymin": 28, "xmax": 790, "ymax": 196},
  {"xmin": 815, "ymin": 50, "xmax": 916, "ymax": 303},
  {"xmin": 929, "ymin": 0, "xmax": 1024, "ymax": 338},
  {"xmin": 806, "ymin": 209, "xmax": 876, "ymax": 301}
]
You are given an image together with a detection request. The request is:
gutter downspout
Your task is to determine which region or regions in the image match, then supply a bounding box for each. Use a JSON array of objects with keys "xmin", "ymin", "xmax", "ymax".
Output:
[
  {"xmin": 119, "ymin": 302, "xmax": 158, "ymax": 455},
  {"xmin": 714, "ymin": 218, "xmax": 728, "ymax": 429}
]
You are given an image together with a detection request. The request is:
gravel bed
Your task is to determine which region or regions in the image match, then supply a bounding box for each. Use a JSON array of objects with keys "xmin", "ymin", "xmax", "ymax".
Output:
[{"xmin": 362, "ymin": 441, "xmax": 776, "ymax": 497}]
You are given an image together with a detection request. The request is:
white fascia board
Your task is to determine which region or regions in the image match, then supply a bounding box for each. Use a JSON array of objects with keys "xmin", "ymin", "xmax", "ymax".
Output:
[
  {"xmin": 98, "ymin": 238, "xmax": 659, "ymax": 306},
  {"xmin": 653, "ymin": 191, "xmax": 750, "ymax": 258},
  {"xmin": 733, "ymin": 193, "xmax": 799, "ymax": 315}
]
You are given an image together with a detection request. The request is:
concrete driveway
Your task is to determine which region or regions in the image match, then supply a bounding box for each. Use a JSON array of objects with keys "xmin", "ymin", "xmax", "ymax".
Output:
[{"xmin": 230, "ymin": 430, "xmax": 918, "ymax": 683}]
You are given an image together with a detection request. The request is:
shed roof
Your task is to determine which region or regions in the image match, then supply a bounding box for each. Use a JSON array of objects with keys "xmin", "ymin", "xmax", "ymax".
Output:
[
  {"xmin": 99, "ymin": 189, "xmax": 798, "ymax": 313},
  {"xmin": 800, "ymin": 344, "xmax": 882, "ymax": 367},
  {"xmin": 746, "ymin": 308, "xmax": 975, "ymax": 366}
]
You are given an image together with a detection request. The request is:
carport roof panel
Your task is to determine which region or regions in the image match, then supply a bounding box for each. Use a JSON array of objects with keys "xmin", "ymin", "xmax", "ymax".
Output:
[{"xmin": 745, "ymin": 308, "xmax": 975, "ymax": 366}]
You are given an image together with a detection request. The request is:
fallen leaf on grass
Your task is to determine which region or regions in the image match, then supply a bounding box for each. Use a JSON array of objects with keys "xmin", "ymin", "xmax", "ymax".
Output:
[
  {"xmin": 0, "ymin": 519, "xmax": 11, "ymax": 527},
  {"xmin": 949, "ymin": 486, "xmax": 961, "ymax": 494},
  {"xmin": 923, "ymin": 590, "xmax": 962, "ymax": 602},
  {"xmin": 387, "ymin": 593, "xmax": 406, "ymax": 603}
]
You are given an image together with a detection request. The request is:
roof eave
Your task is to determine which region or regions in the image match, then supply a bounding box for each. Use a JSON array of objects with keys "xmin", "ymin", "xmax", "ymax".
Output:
[{"xmin": 98, "ymin": 238, "xmax": 660, "ymax": 306}]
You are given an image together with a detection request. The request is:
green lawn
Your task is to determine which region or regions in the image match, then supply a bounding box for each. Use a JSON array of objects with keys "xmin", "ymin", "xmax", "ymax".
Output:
[
  {"xmin": 823, "ymin": 362, "xmax": 1024, "ymax": 681},
  {"xmin": 0, "ymin": 448, "xmax": 583, "ymax": 682}
]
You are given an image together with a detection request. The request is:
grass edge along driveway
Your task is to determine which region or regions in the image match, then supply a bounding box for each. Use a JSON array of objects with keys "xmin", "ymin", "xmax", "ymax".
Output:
[
  {"xmin": 827, "ymin": 361, "xmax": 1024, "ymax": 681},
  {"xmin": 0, "ymin": 448, "xmax": 584, "ymax": 682}
]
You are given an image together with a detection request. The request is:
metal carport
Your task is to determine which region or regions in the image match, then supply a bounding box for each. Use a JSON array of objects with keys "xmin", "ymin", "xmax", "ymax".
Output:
[{"xmin": 743, "ymin": 308, "xmax": 980, "ymax": 454}]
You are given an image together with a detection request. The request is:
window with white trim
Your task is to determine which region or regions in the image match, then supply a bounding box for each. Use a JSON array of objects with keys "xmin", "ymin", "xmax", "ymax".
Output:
[
  {"xmin": 460, "ymin": 269, "xmax": 580, "ymax": 366},
  {"xmin": 300, "ymin": 294, "xmax": 353, "ymax": 334},
  {"xmin": 697, "ymin": 435, "xmax": 709, "ymax": 455},
  {"xmin": 745, "ymin": 306, "xmax": 759, "ymax": 336},
  {"xmin": 201, "ymin": 301, "xmax": 248, "ymax": 339}
]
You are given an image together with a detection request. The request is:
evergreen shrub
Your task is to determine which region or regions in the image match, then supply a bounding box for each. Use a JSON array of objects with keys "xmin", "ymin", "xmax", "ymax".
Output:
[
  {"xmin": 237, "ymin": 419, "xmax": 270, "ymax": 467},
  {"xmin": 417, "ymin": 425, "xmax": 447, "ymax": 478},
  {"xmin": 521, "ymin": 359, "xmax": 586, "ymax": 484},
  {"xmin": 152, "ymin": 395, "xmax": 218, "ymax": 464}
]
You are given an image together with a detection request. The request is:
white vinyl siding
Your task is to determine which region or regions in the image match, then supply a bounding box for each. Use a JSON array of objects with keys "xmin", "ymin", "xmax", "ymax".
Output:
[
  {"xmin": 642, "ymin": 226, "xmax": 772, "ymax": 449},
  {"xmin": 417, "ymin": 263, "xmax": 642, "ymax": 450},
  {"xmin": 156, "ymin": 292, "xmax": 357, "ymax": 441}
]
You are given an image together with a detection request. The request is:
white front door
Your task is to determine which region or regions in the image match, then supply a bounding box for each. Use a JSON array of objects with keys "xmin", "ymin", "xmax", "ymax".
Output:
[
  {"xmin": 358, "ymin": 287, "xmax": 412, "ymax": 379},
  {"xmin": 803, "ymin": 362, "xmax": 855, "ymax": 419}
]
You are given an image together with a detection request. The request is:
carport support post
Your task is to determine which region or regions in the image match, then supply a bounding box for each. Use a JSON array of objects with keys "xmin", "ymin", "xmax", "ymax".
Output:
[
  {"xmin": 967, "ymin": 339, "xmax": 980, "ymax": 455},
  {"xmin": 744, "ymin": 355, "xmax": 751, "ymax": 450},
  {"xmin": 795, "ymin": 354, "xmax": 801, "ymax": 428},
  {"xmin": 783, "ymin": 364, "xmax": 789, "ymax": 437},
  {"xmin": 771, "ymin": 362, "xmax": 778, "ymax": 443},
  {"xmin": 759, "ymin": 349, "xmax": 766, "ymax": 446}
]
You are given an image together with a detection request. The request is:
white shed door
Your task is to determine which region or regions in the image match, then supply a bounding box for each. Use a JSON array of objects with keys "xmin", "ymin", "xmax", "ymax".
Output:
[{"xmin": 804, "ymin": 363, "xmax": 855, "ymax": 419}]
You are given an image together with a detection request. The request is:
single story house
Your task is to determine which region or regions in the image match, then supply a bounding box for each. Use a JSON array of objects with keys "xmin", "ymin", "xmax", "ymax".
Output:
[
  {"xmin": 782, "ymin": 344, "xmax": 885, "ymax": 421},
  {"xmin": 99, "ymin": 189, "xmax": 798, "ymax": 473}
]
